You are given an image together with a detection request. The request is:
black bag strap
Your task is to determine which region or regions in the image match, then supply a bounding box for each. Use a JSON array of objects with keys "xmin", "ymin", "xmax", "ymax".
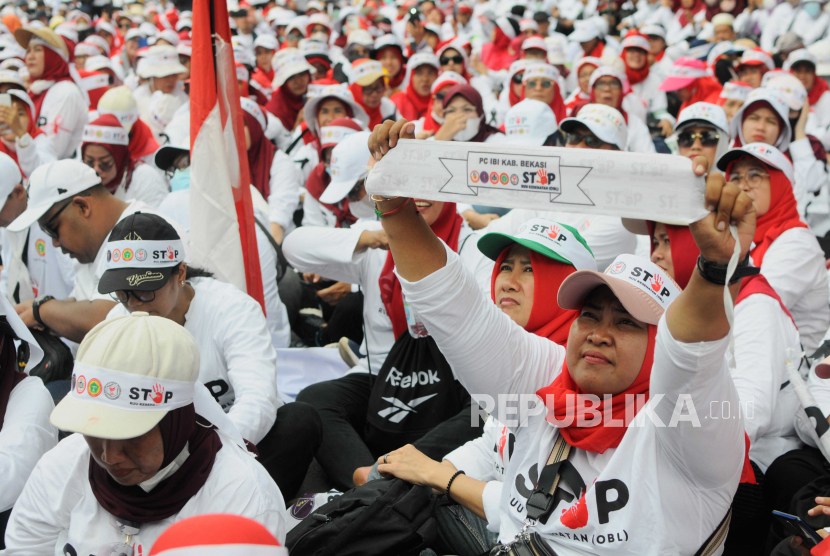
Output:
[
  {"xmin": 525, "ymin": 434, "xmax": 585, "ymax": 523},
  {"xmin": 253, "ymin": 217, "xmax": 289, "ymax": 283},
  {"xmin": 285, "ymin": 127, "xmax": 310, "ymax": 155},
  {"xmin": 693, "ymin": 508, "xmax": 732, "ymax": 556}
]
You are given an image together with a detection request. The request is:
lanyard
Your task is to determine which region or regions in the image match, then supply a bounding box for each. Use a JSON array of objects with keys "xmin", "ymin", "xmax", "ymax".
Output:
[{"xmin": 525, "ymin": 433, "xmax": 586, "ymax": 525}]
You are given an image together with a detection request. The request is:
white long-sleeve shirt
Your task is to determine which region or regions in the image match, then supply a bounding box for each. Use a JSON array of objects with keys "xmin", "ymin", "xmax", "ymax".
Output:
[
  {"xmin": 33, "ymin": 81, "xmax": 87, "ymax": 160},
  {"xmin": 110, "ymin": 164, "xmax": 170, "ymax": 209},
  {"xmin": 2, "ymin": 432, "xmax": 287, "ymax": 555},
  {"xmin": 0, "ymin": 223, "xmax": 75, "ymax": 304},
  {"xmin": 757, "ymin": 227, "xmax": 829, "ymax": 355},
  {"xmin": 0, "ymin": 376, "xmax": 58, "ymax": 513},
  {"xmin": 730, "ymin": 293, "xmax": 802, "ymax": 472},
  {"xmin": 0, "ymin": 133, "xmax": 57, "ymax": 178},
  {"xmin": 399, "ymin": 245, "xmax": 743, "ymax": 555},
  {"xmin": 269, "ymin": 150, "xmax": 303, "ymax": 233},
  {"xmin": 761, "ymin": 7, "xmax": 830, "ymax": 52},
  {"xmin": 108, "ymin": 276, "xmax": 282, "ymax": 444}
]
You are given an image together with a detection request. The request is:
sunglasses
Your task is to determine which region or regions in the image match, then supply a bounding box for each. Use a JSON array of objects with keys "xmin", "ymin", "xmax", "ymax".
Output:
[
  {"xmin": 566, "ymin": 131, "xmax": 608, "ymax": 149},
  {"xmin": 440, "ymin": 54, "xmax": 464, "ymax": 66},
  {"xmin": 39, "ymin": 192, "xmax": 91, "ymax": 240},
  {"xmin": 110, "ymin": 290, "xmax": 159, "ymax": 303},
  {"xmin": 434, "ymin": 91, "xmax": 446, "ymax": 101},
  {"xmin": 511, "ymin": 73, "xmax": 524, "ymax": 84},
  {"xmin": 677, "ymin": 130, "xmax": 720, "ymax": 148},
  {"xmin": 526, "ymin": 79, "xmax": 552, "ymax": 89}
]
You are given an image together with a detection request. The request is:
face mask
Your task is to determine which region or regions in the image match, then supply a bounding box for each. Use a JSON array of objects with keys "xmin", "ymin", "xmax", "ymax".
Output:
[
  {"xmin": 453, "ymin": 116, "xmax": 481, "ymax": 141},
  {"xmin": 349, "ymin": 192, "xmax": 377, "ymax": 219},
  {"xmin": 432, "ymin": 110, "xmax": 445, "ymax": 124},
  {"xmin": 804, "ymin": 2, "xmax": 821, "ymax": 16},
  {"xmin": 170, "ymin": 167, "xmax": 191, "ymax": 192}
]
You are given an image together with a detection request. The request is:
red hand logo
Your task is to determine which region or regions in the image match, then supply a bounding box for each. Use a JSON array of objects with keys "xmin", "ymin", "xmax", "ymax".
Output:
[
  {"xmin": 650, "ymin": 273, "xmax": 663, "ymax": 292},
  {"xmin": 167, "ymin": 247, "xmax": 175, "ymax": 260},
  {"xmin": 548, "ymin": 225, "xmax": 560, "ymax": 239},
  {"xmin": 151, "ymin": 383, "xmax": 164, "ymax": 404},
  {"xmin": 560, "ymin": 489, "xmax": 589, "ymax": 529},
  {"xmin": 537, "ymin": 169, "xmax": 548, "ymax": 185}
]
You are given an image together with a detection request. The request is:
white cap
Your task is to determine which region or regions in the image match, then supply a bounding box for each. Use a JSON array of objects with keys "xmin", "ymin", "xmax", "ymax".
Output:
[
  {"xmin": 719, "ymin": 80, "xmax": 753, "ymax": 101},
  {"xmin": 520, "ymin": 18, "xmax": 539, "ymax": 32},
  {"xmin": 84, "ymin": 34, "xmax": 110, "ymax": 56},
  {"xmin": 74, "ymin": 42, "xmax": 99, "ymax": 57},
  {"xmin": 522, "ymin": 36, "xmax": 547, "ymax": 53},
  {"xmin": 349, "ymin": 59, "xmax": 384, "ymax": 86},
  {"xmin": 157, "ymin": 29, "xmax": 180, "ymax": 46},
  {"xmin": 730, "ymin": 87, "xmax": 791, "ymax": 151},
  {"xmin": 272, "ymin": 50, "xmax": 315, "ymax": 88},
  {"xmin": 711, "ymin": 12, "xmax": 735, "ymax": 27},
  {"xmin": 319, "ymin": 131, "xmax": 372, "ymax": 204},
  {"xmin": 707, "ymin": 41, "xmax": 735, "ymax": 66},
  {"xmin": 175, "ymin": 18, "xmax": 192, "ymax": 31},
  {"xmin": 589, "ymin": 65, "xmax": 628, "ymax": 92},
  {"xmin": 50, "ymin": 313, "xmax": 201, "ymax": 440},
  {"xmin": 716, "ymin": 142, "xmax": 795, "ymax": 185},
  {"xmin": 737, "ymin": 48, "xmax": 774, "ymax": 71},
  {"xmin": 346, "ymin": 28, "xmax": 374, "ymax": 46},
  {"xmin": 569, "ymin": 20, "xmax": 601, "ymax": 43},
  {"xmin": 640, "ymin": 23, "xmax": 666, "ymax": 39},
  {"xmin": 8, "ymin": 160, "xmax": 102, "ymax": 233},
  {"xmin": 402, "ymin": 52, "xmax": 439, "ymax": 87},
  {"xmin": 148, "ymin": 91, "xmax": 184, "ymax": 131},
  {"xmin": 155, "ymin": 115, "xmax": 190, "ymax": 170},
  {"xmin": 676, "ymin": 102, "xmax": 729, "ymax": 133},
  {"xmin": 0, "ymin": 44, "xmax": 26, "ymax": 62},
  {"xmin": 124, "ymin": 28, "xmax": 144, "ymax": 42},
  {"xmin": 621, "ymin": 34, "xmax": 650, "ymax": 51},
  {"xmin": 85, "ymin": 55, "xmax": 115, "ymax": 74},
  {"xmin": 521, "ymin": 62, "xmax": 559, "ymax": 84},
  {"xmin": 302, "ymin": 39, "xmax": 330, "ymax": 60},
  {"xmin": 545, "ymin": 36, "xmax": 567, "ymax": 64},
  {"xmin": 254, "ymin": 34, "xmax": 279, "ymax": 50},
  {"xmin": 98, "ymin": 86, "xmax": 140, "ymax": 132},
  {"xmin": 477, "ymin": 218, "xmax": 596, "ymax": 271},
  {"xmin": 783, "ymin": 48, "xmax": 817, "ymax": 71},
  {"xmin": 240, "ymin": 96, "xmax": 267, "ymax": 131},
  {"xmin": 504, "ymin": 99, "xmax": 557, "ymax": 146},
  {"xmin": 430, "ymin": 70, "xmax": 467, "ymax": 93},
  {"xmin": 0, "ymin": 151, "xmax": 21, "ymax": 200},
  {"xmin": 137, "ymin": 44, "xmax": 187, "ymax": 78},
  {"xmin": 559, "ymin": 103, "xmax": 628, "ymax": 151},
  {"xmin": 764, "ymin": 71, "xmax": 808, "ymax": 110},
  {"xmin": 319, "ymin": 120, "xmax": 363, "ymax": 149},
  {"xmin": 0, "ymin": 69, "xmax": 24, "ymax": 89},
  {"xmin": 807, "ymin": 40, "xmax": 830, "ymax": 75}
]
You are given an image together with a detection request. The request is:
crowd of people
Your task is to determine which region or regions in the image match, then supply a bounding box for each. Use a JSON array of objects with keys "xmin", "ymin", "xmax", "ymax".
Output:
[{"xmin": 0, "ymin": 0, "xmax": 829, "ymax": 553}]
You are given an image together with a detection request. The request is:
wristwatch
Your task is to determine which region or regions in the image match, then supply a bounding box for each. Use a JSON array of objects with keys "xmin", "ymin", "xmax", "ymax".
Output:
[
  {"xmin": 32, "ymin": 295, "xmax": 55, "ymax": 328},
  {"xmin": 16, "ymin": 133, "xmax": 31, "ymax": 149},
  {"xmin": 696, "ymin": 254, "xmax": 759, "ymax": 285}
]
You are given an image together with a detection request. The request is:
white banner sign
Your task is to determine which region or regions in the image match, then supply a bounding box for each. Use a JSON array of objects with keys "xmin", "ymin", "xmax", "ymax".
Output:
[{"xmin": 366, "ymin": 140, "xmax": 710, "ymax": 225}]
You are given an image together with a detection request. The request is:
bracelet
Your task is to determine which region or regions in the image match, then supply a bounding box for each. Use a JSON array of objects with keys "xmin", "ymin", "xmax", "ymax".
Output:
[
  {"xmin": 696, "ymin": 254, "xmax": 759, "ymax": 285},
  {"xmin": 446, "ymin": 470, "xmax": 465, "ymax": 504},
  {"xmin": 374, "ymin": 197, "xmax": 412, "ymax": 219}
]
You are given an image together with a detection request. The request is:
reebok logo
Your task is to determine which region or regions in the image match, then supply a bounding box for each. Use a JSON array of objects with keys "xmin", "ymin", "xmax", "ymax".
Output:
[
  {"xmin": 384, "ymin": 367, "xmax": 441, "ymax": 389},
  {"xmin": 377, "ymin": 394, "xmax": 437, "ymax": 423}
]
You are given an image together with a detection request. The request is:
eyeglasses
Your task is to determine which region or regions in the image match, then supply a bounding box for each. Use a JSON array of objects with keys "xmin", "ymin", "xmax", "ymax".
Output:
[
  {"xmin": 594, "ymin": 79, "xmax": 622, "ymax": 90},
  {"xmin": 434, "ymin": 91, "xmax": 446, "ymax": 102},
  {"xmin": 440, "ymin": 54, "xmax": 464, "ymax": 65},
  {"xmin": 83, "ymin": 155, "xmax": 116, "ymax": 175},
  {"xmin": 566, "ymin": 131, "xmax": 608, "ymax": 149},
  {"xmin": 118, "ymin": 23, "xmax": 131, "ymax": 29},
  {"xmin": 728, "ymin": 168, "xmax": 769, "ymax": 189},
  {"xmin": 362, "ymin": 80, "xmax": 385, "ymax": 96},
  {"xmin": 110, "ymin": 289, "xmax": 158, "ymax": 304},
  {"xmin": 288, "ymin": 32, "xmax": 303, "ymax": 40},
  {"xmin": 526, "ymin": 79, "xmax": 552, "ymax": 89},
  {"xmin": 677, "ymin": 130, "xmax": 720, "ymax": 148},
  {"xmin": 39, "ymin": 192, "xmax": 91, "ymax": 240},
  {"xmin": 511, "ymin": 73, "xmax": 524, "ymax": 84}
]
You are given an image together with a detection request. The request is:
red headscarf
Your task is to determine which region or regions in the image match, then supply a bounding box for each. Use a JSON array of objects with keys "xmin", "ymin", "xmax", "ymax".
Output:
[
  {"xmin": 807, "ymin": 75, "xmax": 830, "ymax": 107},
  {"xmin": 378, "ymin": 46, "xmax": 406, "ymax": 90},
  {"xmin": 128, "ymin": 119, "xmax": 160, "ymax": 161},
  {"xmin": 30, "ymin": 47, "xmax": 73, "ymax": 119},
  {"xmin": 265, "ymin": 85, "xmax": 305, "ymax": 131},
  {"xmin": 349, "ymin": 79, "xmax": 384, "ymax": 130},
  {"xmin": 679, "ymin": 76, "xmax": 723, "ymax": 113},
  {"xmin": 0, "ymin": 335, "xmax": 26, "ymax": 430},
  {"xmin": 391, "ymin": 71, "xmax": 432, "ymax": 121},
  {"xmin": 726, "ymin": 159, "xmax": 807, "ymax": 267},
  {"xmin": 490, "ymin": 248, "xmax": 578, "ymax": 345},
  {"xmin": 481, "ymin": 27, "xmax": 517, "ymax": 71},
  {"xmin": 89, "ymin": 405, "xmax": 222, "ymax": 523},
  {"xmin": 673, "ymin": 0, "xmax": 706, "ymax": 27},
  {"xmin": 305, "ymin": 162, "xmax": 358, "ymax": 228},
  {"xmin": 82, "ymin": 114, "xmax": 135, "ymax": 194},
  {"xmin": 621, "ymin": 34, "xmax": 650, "ymax": 86},
  {"xmin": 379, "ymin": 202, "xmax": 464, "ymax": 338},
  {"xmin": 77, "ymin": 69, "xmax": 109, "ymax": 110},
  {"xmin": 422, "ymin": 79, "xmax": 463, "ymax": 132},
  {"xmin": 522, "ymin": 79, "xmax": 567, "ymax": 123},
  {"xmin": 589, "ymin": 77, "xmax": 629, "ymax": 123},
  {"xmin": 242, "ymin": 108, "xmax": 275, "ymax": 199},
  {"xmin": 0, "ymin": 98, "xmax": 44, "ymax": 176}
]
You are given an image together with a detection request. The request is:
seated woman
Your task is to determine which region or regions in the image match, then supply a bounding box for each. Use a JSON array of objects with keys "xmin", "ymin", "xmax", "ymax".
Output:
[
  {"xmin": 587, "ymin": 67, "xmax": 656, "ymax": 153},
  {"xmin": 390, "ymin": 52, "xmax": 439, "ymax": 121},
  {"xmin": 0, "ymin": 294, "xmax": 58, "ymax": 548},
  {"xmin": 372, "ymin": 35, "xmax": 406, "ymax": 97},
  {"xmin": 81, "ymin": 115, "xmax": 169, "ymax": 208},
  {"xmin": 620, "ymin": 32, "xmax": 674, "ymax": 136},
  {"xmin": 373, "ymin": 217, "xmax": 597, "ymax": 556},
  {"xmin": 718, "ymin": 81, "xmax": 752, "ymax": 124},
  {"xmin": 520, "ymin": 63, "xmax": 566, "ymax": 124},
  {"xmin": 369, "ymin": 118, "xmax": 752, "ymax": 555},
  {"xmin": 494, "ymin": 59, "xmax": 533, "ymax": 127},
  {"xmin": 564, "ymin": 57, "xmax": 601, "ymax": 117},
  {"xmin": 723, "ymin": 94, "xmax": 829, "ymax": 354},
  {"xmin": 3, "ymin": 313, "xmax": 287, "ymax": 554},
  {"xmin": 99, "ymin": 212, "xmax": 321, "ymax": 500},
  {"xmin": 0, "ymin": 89, "xmax": 55, "ymax": 177},
  {"xmin": 412, "ymin": 71, "xmax": 467, "ymax": 138}
]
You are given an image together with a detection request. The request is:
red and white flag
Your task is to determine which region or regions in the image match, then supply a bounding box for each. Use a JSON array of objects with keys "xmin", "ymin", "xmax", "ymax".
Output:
[{"xmin": 189, "ymin": 0, "xmax": 264, "ymax": 310}]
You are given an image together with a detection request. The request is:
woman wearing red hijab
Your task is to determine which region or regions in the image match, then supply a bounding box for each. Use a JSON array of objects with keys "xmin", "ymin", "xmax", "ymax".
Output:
[
  {"xmin": 588, "ymin": 67, "xmax": 656, "ymax": 152},
  {"xmin": 348, "ymin": 59, "xmax": 399, "ymax": 129},
  {"xmin": 0, "ymin": 90, "xmax": 55, "ymax": 177},
  {"xmin": 265, "ymin": 50, "xmax": 314, "ymax": 132},
  {"xmin": 715, "ymin": 143, "xmax": 828, "ymax": 355},
  {"xmin": 620, "ymin": 31, "xmax": 674, "ymax": 136},
  {"xmin": 368, "ymin": 121, "xmax": 754, "ymax": 555},
  {"xmin": 481, "ymin": 16, "xmax": 520, "ymax": 71},
  {"xmin": 667, "ymin": 0, "xmax": 707, "ymax": 41},
  {"xmin": 520, "ymin": 63, "xmax": 567, "ymax": 124},
  {"xmin": 436, "ymin": 40, "xmax": 472, "ymax": 80},
  {"xmin": 14, "ymin": 27, "xmax": 86, "ymax": 159},
  {"xmin": 372, "ymin": 36, "xmax": 407, "ymax": 96},
  {"xmin": 416, "ymin": 71, "xmax": 467, "ymax": 137},
  {"xmin": 81, "ymin": 115, "xmax": 168, "ymax": 207},
  {"xmin": 658, "ymin": 57, "xmax": 723, "ymax": 117},
  {"xmin": 564, "ymin": 57, "xmax": 601, "ymax": 117},
  {"xmin": 390, "ymin": 52, "xmax": 439, "ymax": 121}
]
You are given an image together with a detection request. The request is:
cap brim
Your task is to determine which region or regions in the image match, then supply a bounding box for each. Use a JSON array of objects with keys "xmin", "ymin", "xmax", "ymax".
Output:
[
  {"xmin": 557, "ymin": 270, "xmax": 664, "ymax": 325},
  {"xmin": 51, "ymin": 395, "xmax": 168, "ymax": 440},
  {"xmin": 477, "ymin": 232, "xmax": 575, "ymax": 265},
  {"xmin": 658, "ymin": 76, "xmax": 696, "ymax": 92},
  {"xmin": 98, "ymin": 265, "xmax": 178, "ymax": 295},
  {"xmin": 355, "ymin": 72, "xmax": 385, "ymax": 86},
  {"xmin": 715, "ymin": 149, "xmax": 748, "ymax": 173},
  {"xmin": 559, "ymin": 118, "xmax": 622, "ymax": 150},
  {"xmin": 621, "ymin": 218, "xmax": 649, "ymax": 235},
  {"xmin": 140, "ymin": 63, "xmax": 188, "ymax": 78},
  {"xmin": 319, "ymin": 176, "xmax": 359, "ymax": 204},
  {"xmin": 154, "ymin": 145, "xmax": 187, "ymax": 171},
  {"xmin": 569, "ymin": 29, "xmax": 598, "ymax": 42},
  {"xmin": 6, "ymin": 197, "xmax": 63, "ymax": 233}
]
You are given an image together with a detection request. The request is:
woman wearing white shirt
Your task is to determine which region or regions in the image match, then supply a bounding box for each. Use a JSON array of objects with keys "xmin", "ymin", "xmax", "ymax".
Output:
[
  {"xmin": 369, "ymin": 118, "xmax": 752, "ymax": 556},
  {"xmin": 0, "ymin": 90, "xmax": 56, "ymax": 178},
  {"xmin": 100, "ymin": 212, "xmax": 321, "ymax": 500}
]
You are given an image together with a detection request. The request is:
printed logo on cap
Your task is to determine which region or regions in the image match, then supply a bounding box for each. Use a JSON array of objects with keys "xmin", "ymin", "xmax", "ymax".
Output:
[
  {"xmin": 104, "ymin": 381, "xmax": 121, "ymax": 400},
  {"xmin": 68, "ymin": 363, "xmax": 194, "ymax": 411},
  {"xmin": 76, "ymin": 375, "xmax": 86, "ymax": 394},
  {"xmin": 512, "ymin": 218, "xmax": 595, "ymax": 271},
  {"xmin": 291, "ymin": 496, "xmax": 317, "ymax": 520},
  {"xmin": 87, "ymin": 378, "xmax": 102, "ymax": 397},
  {"xmin": 603, "ymin": 254, "xmax": 680, "ymax": 309},
  {"xmin": 83, "ymin": 125, "xmax": 129, "ymax": 146},
  {"xmin": 351, "ymin": 60, "xmax": 384, "ymax": 81},
  {"xmin": 127, "ymin": 271, "xmax": 165, "ymax": 287}
]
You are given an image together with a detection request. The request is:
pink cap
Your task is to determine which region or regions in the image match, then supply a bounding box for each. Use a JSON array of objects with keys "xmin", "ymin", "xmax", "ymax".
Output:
[{"xmin": 659, "ymin": 57, "xmax": 707, "ymax": 92}]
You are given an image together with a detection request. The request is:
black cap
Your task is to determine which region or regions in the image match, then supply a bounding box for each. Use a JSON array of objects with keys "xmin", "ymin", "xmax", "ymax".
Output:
[{"xmin": 97, "ymin": 212, "xmax": 183, "ymax": 294}]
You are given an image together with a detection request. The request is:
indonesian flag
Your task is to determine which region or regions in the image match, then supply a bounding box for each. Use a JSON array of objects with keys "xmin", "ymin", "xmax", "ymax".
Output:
[{"xmin": 189, "ymin": 0, "xmax": 264, "ymax": 310}]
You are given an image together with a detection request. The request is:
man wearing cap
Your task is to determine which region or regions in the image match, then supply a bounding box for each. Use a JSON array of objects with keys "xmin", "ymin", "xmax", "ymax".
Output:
[
  {"xmin": 231, "ymin": 6, "xmax": 258, "ymax": 48},
  {"xmin": 3, "ymin": 313, "xmax": 287, "ymax": 555},
  {"xmin": 8, "ymin": 160, "xmax": 186, "ymax": 344},
  {"xmin": 0, "ymin": 153, "xmax": 74, "ymax": 306},
  {"xmin": 786, "ymin": 49, "xmax": 830, "ymax": 143},
  {"xmin": 132, "ymin": 44, "xmax": 188, "ymax": 123}
]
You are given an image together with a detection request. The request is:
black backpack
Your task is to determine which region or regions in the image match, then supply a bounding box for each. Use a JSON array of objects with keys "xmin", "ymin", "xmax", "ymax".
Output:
[
  {"xmin": 18, "ymin": 328, "xmax": 74, "ymax": 384},
  {"xmin": 286, "ymin": 478, "xmax": 439, "ymax": 556}
]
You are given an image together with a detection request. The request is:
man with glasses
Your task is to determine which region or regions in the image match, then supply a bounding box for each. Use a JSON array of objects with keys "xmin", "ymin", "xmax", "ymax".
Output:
[{"xmin": 6, "ymin": 160, "xmax": 187, "ymax": 344}]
